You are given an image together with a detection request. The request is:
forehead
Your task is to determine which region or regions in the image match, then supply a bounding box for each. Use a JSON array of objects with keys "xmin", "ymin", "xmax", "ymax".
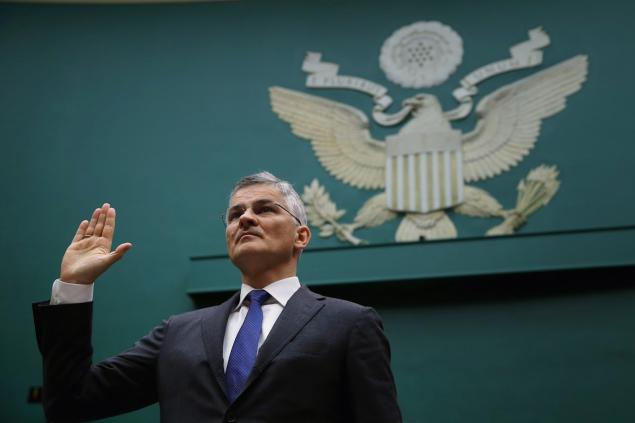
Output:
[{"xmin": 229, "ymin": 184, "xmax": 284, "ymax": 207}]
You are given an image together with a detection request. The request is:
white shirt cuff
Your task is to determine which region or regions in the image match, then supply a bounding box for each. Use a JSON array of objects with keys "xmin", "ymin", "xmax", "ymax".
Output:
[{"xmin": 50, "ymin": 279, "xmax": 94, "ymax": 305}]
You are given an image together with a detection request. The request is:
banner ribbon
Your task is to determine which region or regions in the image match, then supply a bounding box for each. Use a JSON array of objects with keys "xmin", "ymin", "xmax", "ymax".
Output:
[
  {"xmin": 302, "ymin": 27, "xmax": 551, "ymax": 124},
  {"xmin": 446, "ymin": 27, "xmax": 551, "ymax": 120}
]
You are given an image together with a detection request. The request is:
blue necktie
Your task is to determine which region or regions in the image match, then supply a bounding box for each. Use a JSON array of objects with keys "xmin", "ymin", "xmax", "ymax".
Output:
[{"xmin": 225, "ymin": 289, "xmax": 271, "ymax": 402}]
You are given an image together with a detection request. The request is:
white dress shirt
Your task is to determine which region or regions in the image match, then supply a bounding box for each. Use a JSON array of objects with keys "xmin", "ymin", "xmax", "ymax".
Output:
[
  {"xmin": 50, "ymin": 279, "xmax": 94, "ymax": 305},
  {"xmin": 221, "ymin": 276, "xmax": 300, "ymax": 370},
  {"xmin": 50, "ymin": 276, "xmax": 301, "ymax": 372}
]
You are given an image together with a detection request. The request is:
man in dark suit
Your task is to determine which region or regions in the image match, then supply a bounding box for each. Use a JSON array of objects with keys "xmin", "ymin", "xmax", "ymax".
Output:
[{"xmin": 33, "ymin": 171, "xmax": 402, "ymax": 422}]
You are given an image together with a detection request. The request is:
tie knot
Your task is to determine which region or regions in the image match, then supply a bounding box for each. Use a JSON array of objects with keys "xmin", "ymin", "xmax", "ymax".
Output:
[{"xmin": 247, "ymin": 289, "xmax": 270, "ymax": 306}]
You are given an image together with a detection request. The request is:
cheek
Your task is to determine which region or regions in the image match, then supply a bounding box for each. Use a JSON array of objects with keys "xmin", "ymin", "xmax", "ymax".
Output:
[
  {"xmin": 225, "ymin": 229, "xmax": 235, "ymax": 249},
  {"xmin": 273, "ymin": 227, "xmax": 297, "ymax": 246}
]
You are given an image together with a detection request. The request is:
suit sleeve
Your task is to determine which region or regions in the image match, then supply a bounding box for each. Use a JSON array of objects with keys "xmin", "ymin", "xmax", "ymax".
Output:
[
  {"xmin": 32, "ymin": 300, "xmax": 166, "ymax": 422},
  {"xmin": 346, "ymin": 307, "xmax": 403, "ymax": 423}
]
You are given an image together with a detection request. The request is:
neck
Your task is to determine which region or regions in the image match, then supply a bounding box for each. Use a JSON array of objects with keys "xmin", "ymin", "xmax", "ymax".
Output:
[{"xmin": 240, "ymin": 262, "xmax": 297, "ymax": 289}]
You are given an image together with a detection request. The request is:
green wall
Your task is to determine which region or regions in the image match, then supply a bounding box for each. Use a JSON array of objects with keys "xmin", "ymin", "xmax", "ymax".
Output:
[{"xmin": 1, "ymin": 1, "xmax": 634, "ymax": 422}]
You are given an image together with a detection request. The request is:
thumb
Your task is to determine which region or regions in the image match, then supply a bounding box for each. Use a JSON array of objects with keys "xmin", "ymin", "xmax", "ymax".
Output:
[{"xmin": 108, "ymin": 242, "xmax": 133, "ymax": 263}]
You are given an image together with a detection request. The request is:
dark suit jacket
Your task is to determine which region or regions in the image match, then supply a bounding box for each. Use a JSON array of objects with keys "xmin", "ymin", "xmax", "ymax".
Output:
[{"xmin": 33, "ymin": 285, "xmax": 402, "ymax": 423}]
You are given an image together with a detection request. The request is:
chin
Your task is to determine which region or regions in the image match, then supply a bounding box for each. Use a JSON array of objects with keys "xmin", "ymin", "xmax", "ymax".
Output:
[{"xmin": 230, "ymin": 243, "xmax": 265, "ymax": 262}]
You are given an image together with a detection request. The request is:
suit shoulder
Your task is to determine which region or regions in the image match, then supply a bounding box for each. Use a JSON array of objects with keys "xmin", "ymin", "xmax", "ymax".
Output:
[
  {"xmin": 322, "ymin": 295, "xmax": 368, "ymax": 312},
  {"xmin": 165, "ymin": 294, "xmax": 236, "ymax": 327},
  {"xmin": 304, "ymin": 287, "xmax": 378, "ymax": 322},
  {"xmin": 167, "ymin": 307, "xmax": 207, "ymax": 322}
]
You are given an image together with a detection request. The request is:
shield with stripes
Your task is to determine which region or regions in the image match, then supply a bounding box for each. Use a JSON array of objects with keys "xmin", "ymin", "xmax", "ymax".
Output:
[{"xmin": 385, "ymin": 128, "xmax": 464, "ymax": 213}]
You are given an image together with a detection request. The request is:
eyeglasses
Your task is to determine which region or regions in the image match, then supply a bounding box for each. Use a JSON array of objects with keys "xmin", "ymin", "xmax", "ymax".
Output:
[{"xmin": 221, "ymin": 201, "xmax": 302, "ymax": 227}]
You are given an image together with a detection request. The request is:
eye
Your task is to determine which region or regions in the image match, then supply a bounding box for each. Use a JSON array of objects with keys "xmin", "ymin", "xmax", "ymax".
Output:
[
  {"xmin": 254, "ymin": 204, "xmax": 276, "ymax": 214},
  {"xmin": 227, "ymin": 210, "xmax": 243, "ymax": 222}
]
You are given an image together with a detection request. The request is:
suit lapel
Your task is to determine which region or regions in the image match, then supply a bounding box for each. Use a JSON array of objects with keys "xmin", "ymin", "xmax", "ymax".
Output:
[
  {"xmin": 241, "ymin": 286, "xmax": 325, "ymax": 394},
  {"xmin": 200, "ymin": 291, "xmax": 240, "ymax": 400}
]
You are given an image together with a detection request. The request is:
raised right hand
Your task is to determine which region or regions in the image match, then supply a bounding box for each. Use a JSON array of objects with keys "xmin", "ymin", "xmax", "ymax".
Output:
[{"xmin": 60, "ymin": 203, "xmax": 132, "ymax": 285}]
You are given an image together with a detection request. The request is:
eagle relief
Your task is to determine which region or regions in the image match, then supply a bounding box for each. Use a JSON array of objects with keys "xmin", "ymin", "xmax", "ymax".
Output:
[{"xmin": 269, "ymin": 22, "xmax": 588, "ymax": 245}]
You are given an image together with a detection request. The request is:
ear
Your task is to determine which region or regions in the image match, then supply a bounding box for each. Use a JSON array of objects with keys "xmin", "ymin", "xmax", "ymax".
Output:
[{"xmin": 294, "ymin": 225, "xmax": 311, "ymax": 251}]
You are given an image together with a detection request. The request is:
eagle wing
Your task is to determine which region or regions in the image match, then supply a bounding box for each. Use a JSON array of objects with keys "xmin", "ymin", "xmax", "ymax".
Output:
[
  {"xmin": 462, "ymin": 55, "xmax": 588, "ymax": 182},
  {"xmin": 269, "ymin": 86, "xmax": 386, "ymax": 189}
]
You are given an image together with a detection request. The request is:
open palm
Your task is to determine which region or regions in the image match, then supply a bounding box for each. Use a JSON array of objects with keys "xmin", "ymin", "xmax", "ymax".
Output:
[{"xmin": 60, "ymin": 203, "xmax": 132, "ymax": 285}]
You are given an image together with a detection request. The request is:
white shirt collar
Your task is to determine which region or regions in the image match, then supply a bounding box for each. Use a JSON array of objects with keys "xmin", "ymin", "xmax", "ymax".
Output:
[{"xmin": 234, "ymin": 276, "xmax": 301, "ymax": 311}]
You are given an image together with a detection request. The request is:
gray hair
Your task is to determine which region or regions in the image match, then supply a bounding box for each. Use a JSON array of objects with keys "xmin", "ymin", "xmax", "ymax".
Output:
[{"xmin": 229, "ymin": 171, "xmax": 307, "ymax": 226}]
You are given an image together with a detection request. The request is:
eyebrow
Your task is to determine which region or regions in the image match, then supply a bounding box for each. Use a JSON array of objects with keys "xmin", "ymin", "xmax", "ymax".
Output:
[{"xmin": 227, "ymin": 198, "xmax": 279, "ymax": 213}]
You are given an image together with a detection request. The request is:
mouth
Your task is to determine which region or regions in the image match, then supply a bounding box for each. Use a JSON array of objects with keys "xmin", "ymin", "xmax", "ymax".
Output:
[{"xmin": 237, "ymin": 232, "xmax": 261, "ymax": 242}]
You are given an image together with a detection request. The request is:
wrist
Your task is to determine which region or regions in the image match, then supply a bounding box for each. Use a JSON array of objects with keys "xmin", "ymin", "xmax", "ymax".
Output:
[
  {"xmin": 59, "ymin": 272, "xmax": 94, "ymax": 285},
  {"xmin": 59, "ymin": 279, "xmax": 93, "ymax": 285}
]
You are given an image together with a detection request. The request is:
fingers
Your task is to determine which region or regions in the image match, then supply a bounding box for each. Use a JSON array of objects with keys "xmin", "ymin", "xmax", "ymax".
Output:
[
  {"xmin": 85, "ymin": 206, "xmax": 102, "ymax": 237},
  {"xmin": 79, "ymin": 203, "xmax": 115, "ymax": 241},
  {"xmin": 72, "ymin": 220, "xmax": 89, "ymax": 242},
  {"xmin": 73, "ymin": 203, "xmax": 124, "ymax": 243},
  {"xmin": 101, "ymin": 207, "xmax": 116, "ymax": 241},
  {"xmin": 93, "ymin": 203, "xmax": 110, "ymax": 237},
  {"xmin": 108, "ymin": 242, "xmax": 132, "ymax": 263}
]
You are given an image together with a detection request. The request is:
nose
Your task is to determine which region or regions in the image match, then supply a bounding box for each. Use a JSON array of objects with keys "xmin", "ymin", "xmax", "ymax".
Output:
[{"xmin": 238, "ymin": 207, "xmax": 258, "ymax": 228}]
